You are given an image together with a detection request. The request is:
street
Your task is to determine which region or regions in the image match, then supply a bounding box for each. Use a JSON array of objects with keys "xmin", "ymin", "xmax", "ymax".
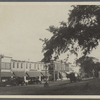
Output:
[{"xmin": 0, "ymin": 78, "xmax": 99, "ymax": 95}]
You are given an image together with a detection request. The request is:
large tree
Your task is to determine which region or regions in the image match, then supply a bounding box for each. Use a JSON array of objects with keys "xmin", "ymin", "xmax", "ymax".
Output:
[{"xmin": 41, "ymin": 5, "xmax": 100, "ymax": 62}]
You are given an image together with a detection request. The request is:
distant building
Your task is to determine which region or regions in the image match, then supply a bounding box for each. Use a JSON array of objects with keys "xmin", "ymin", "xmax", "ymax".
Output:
[{"xmin": 49, "ymin": 60, "xmax": 70, "ymax": 81}]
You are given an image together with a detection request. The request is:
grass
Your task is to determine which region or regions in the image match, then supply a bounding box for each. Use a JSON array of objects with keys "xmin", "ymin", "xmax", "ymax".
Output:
[{"xmin": 0, "ymin": 78, "xmax": 100, "ymax": 95}]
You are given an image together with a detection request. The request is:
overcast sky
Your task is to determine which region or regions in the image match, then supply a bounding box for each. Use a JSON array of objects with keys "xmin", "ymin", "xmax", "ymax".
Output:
[{"xmin": 0, "ymin": 2, "xmax": 100, "ymax": 62}]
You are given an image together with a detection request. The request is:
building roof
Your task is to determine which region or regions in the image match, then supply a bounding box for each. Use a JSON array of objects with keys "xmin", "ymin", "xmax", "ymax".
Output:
[{"xmin": 11, "ymin": 59, "xmax": 44, "ymax": 64}]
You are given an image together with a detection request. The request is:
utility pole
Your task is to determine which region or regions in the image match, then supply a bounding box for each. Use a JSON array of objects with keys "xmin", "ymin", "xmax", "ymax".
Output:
[
  {"xmin": 44, "ymin": 63, "xmax": 49, "ymax": 87},
  {"xmin": 53, "ymin": 64, "xmax": 55, "ymax": 81},
  {"xmin": 52, "ymin": 61, "xmax": 56, "ymax": 81},
  {"xmin": 51, "ymin": 60, "xmax": 55, "ymax": 81},
  {"xmin": 92, "ymin": 69, "xmax": 95, "ymax": 78},
  {"xmin": 45, "ymin": 64, "xmax": 47, "ymax": 82},
  {"xmin": 61, "ymin": 60, "xmax": 63, "ymax": 81}
]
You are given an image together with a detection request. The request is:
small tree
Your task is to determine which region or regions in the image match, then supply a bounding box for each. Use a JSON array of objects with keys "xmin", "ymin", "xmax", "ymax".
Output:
[{"xmin": 76, "ymin": 56, "xmax": 100, "ymax": 77}]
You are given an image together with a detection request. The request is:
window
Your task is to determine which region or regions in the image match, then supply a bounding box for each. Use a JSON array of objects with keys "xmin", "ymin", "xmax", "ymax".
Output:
[
  {"xmin": 34, "ymin": 63, "xmax": 36, "ymax": 69},
  {"xmin": 17, "ymin": 63, "xmax": 19, "ymax": 68},
  {"xmin": 5, "ymin": 63, "xmax": 10, "ymax": 69},
  {"xmin": 37, "ymin": 64, "xmax": 39, "ymax": 70},
  {"xmin": 1, "ymin": 62, "xmax": 5, "ymax": 69},
  {"xmin": 13, "ymin": 62, "xmax": 15, "ymax": 68},
  {"xmin": 21, "ymin": 63, "xmax": 23, "ymax": 68},
  {"xmin": 30, "ymin": 63, "xmax": 31, "ymax": 69},
  {"xmin": 26, "ymin": 63, "xmax": 28, "ymax": 69}
]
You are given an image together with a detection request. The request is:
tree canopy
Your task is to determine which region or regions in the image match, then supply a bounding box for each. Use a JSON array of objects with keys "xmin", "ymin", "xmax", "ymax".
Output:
[
  {"xmin": 41, "ymin": 5, "xmax": 100, "ymax": 63},
  {"xmin": 76, "ymin": 56, "xmax": 100, "ymax": 77}
]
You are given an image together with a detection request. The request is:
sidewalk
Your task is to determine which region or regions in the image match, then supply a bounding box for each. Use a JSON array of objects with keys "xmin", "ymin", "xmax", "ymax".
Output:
[
  {"xmin": 26, "ymin": 80, "xmax": 70, "ymax": 87},
  {"xmin": 82, "ymin": 77, "xmax": 94, "ymax": 81},
  {"xmin": 48, "ymin": 80, "xmax": 70, "ymax": 86},
  {"xmin": 23, "ymin": 78, "xmax": 93, "ymax": 87}
]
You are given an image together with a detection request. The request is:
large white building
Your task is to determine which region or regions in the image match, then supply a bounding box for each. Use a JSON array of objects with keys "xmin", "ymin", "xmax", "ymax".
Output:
[{"xmin": 0, "ymin": 56, "xmax": 48, "ymax": 83}]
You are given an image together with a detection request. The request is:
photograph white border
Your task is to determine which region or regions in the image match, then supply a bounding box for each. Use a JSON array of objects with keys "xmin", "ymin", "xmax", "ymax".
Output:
[{"xmin": 0, "ymin": 2, "xmax": 100, "ymax": 98}]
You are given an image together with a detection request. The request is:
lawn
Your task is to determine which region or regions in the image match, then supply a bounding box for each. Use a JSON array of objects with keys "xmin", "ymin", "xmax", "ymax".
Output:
[{"xmin": 0, "ymin": 78, "xmax": 100, "ymax": 95}]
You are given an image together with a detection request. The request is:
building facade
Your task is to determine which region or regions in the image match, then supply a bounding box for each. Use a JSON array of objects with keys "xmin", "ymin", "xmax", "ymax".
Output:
[
  {"xmin": 1, "ymin": 56, "xmax": 12, "ymax": 82},
  {"xmin": 0, "ymin": 56, "xmax": 73, "ymax": 83},
  {"xmin": 0, "ymin": 56, "xmax": 48, "ymax": 83},
  {"xmin": 49, "ymin": 60, "xmax": 70, "ymax": 81}
]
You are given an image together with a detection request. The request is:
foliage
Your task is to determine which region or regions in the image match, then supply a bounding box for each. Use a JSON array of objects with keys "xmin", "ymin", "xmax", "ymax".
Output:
[
  {"xmin": 76, "ymin": 56, "xmax": 100, "ymax": 77},
  {"xmin": 68, "ymin": 5, "xmax": 100, "ymax": 55},
  {"xmin": 41, "ymin": 5, "xmax": 100, "ymax": 62}
]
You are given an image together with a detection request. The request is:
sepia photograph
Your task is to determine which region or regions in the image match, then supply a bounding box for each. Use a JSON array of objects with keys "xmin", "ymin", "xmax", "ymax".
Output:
[{"xmin": 0, "ymin": 2, "xmax": 100, "ymax": 96}]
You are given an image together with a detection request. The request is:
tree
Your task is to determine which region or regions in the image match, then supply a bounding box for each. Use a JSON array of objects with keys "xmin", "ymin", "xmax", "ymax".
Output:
[
  {"xmin": 41, "ymin": 5, "xmax": 100, "ymax": 62},
  {"xmin": 76, "ymin": 56, "xmax": 100, "ymax": 77}
]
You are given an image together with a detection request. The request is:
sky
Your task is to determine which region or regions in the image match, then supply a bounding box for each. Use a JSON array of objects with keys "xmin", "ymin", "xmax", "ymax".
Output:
[{"xmin": 0, "ymin": 2, "xmax": 100, "ymax": 62}]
